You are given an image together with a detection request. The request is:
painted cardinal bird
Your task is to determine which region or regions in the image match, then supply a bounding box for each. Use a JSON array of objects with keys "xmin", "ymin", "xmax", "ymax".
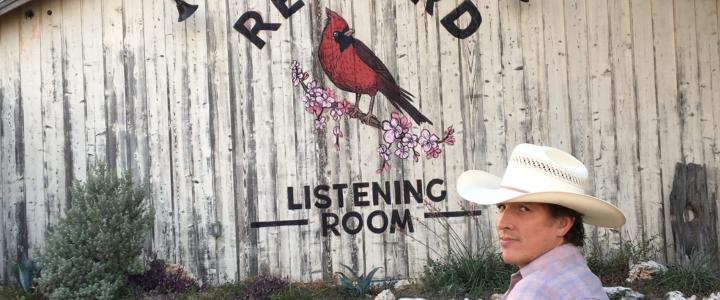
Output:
[{"xmin": 319, "ymin": 8, "xmax": 433, "ymax": 126}]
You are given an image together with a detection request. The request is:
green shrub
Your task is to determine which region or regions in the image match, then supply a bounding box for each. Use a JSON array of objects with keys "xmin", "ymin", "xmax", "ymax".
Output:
[
  {"xmin": 653, "ymin": 252, "xmax": 720, "ymax": 296},
  {"xmin": 422, "ymin": 248, "xmax": 516, "ymax": 298},
  {"xmin": 399, "ymin": 201, "xmax": 514, "ymax": 298},
  {"xmin": 37, "ymin": 164, "xmax": 154, "ymax": 300},
  {"xmin": 270, "ymin": 285, "xmax": 317, "ymax": 300},
  {"xmin": 586, "ymin": 235, "xmax": 658, "ymax": 286}
]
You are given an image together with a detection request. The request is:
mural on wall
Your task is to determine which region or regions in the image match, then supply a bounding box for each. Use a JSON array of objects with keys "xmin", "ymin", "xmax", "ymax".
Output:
[
  {"xmin": 250, "ymin": 7, "xmax": 481, "ymax": 238},
  {"xmin": 292, "ymin": 9, "xmax": 456, "ymax": 173}
]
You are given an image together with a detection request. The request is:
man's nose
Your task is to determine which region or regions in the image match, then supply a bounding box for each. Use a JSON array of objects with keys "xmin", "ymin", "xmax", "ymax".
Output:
[{"xmin": 496, "ymin": 209, "xmax": 513, "ymax": 230}]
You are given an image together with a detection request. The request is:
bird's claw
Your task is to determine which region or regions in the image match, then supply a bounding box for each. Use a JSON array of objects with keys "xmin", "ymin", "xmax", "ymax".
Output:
[
  {"xmin": 362, "ymin": 113, "xmax": 374, "ymax": 125},
  {"xmin": 349, "ymin": 107, "xmax": 360, "ymax": 118}
]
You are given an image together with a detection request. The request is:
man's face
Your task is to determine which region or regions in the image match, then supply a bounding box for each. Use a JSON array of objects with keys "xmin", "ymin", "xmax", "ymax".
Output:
[{"xmin": 495, "ymin": 202, "xmax": 572, "ymax": 268}]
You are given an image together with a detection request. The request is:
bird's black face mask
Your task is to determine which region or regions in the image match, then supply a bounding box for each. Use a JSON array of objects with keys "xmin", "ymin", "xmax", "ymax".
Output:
[{"xmin": 333, "ymin": 26, "xmax": 354, "ymax": 52}]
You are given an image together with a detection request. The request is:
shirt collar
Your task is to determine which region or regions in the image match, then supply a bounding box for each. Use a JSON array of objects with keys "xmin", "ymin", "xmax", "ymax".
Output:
[{"xmin": 518, "ymin": 243, "xmax": 581, "ymax": 278}]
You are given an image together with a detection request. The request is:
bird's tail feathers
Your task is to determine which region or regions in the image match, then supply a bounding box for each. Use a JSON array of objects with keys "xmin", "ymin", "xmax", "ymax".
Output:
[{"xmin": 380, "ymin": 85, "xmax": 433, "ymax": 126}]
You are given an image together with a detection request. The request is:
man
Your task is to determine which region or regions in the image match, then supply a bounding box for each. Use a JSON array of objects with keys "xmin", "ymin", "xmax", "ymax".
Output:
[{"xmin": 456, "ymin": 144, "xmax": 626, "ymax": 300}]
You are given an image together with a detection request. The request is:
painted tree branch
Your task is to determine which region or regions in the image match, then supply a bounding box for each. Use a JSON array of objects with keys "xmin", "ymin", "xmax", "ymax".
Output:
[{"xmin": 291, "ymin": 61, "xmax": 454, "ymax": 173}]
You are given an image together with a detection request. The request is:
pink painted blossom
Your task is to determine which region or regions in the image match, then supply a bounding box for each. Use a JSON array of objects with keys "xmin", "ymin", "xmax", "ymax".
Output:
[
  {"xmin": 401, "ymin": 133, "xmax": 418, "ymax": 148},
  {"xmin": 443, "ymin": 135, "xmax": 455, "ymax": 145},
  {"xmin": 315, "ymin": 117, "xmax": 327, "ymax": 131},
  {"xmin": 377, "ymin": 144, "xmax": 391, "ymax": 161},
  {"xmin": 333, "ymin": 126, "xmax": 343, "ymax": 137},
  {"xmin": 336, "ymin": 101, "xmax": 351, "ymax": 114},
  {"xmin": 291, "ymin": 61, "xmax": 309, "ymax": 86},
  {"xmin": 395, "ymin": 144, "xmax": 411, "ymax": 159},
  {"xmin": 382, "ymin": 118, "xmax": 403, "ymax": 144},
  {"xmin": 419, "ymin": 129, "xmax": 439, "ymax": 152},
  {"xmin": 391, "ymin": 112, "xmax": 411, "ymax": 134},
  {"xmin": 330, "ymin": 107, "xmax": 343, "ymax": 120},
  {"xmin": 426, "ymin": 146, "xmax": 442, "ymax": 159}
]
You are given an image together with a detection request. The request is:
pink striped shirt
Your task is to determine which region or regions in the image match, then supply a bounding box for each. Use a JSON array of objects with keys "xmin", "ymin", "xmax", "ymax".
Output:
[{"xmin": 503, "ymin": 243, "xmax": 608, "ymax": 300}]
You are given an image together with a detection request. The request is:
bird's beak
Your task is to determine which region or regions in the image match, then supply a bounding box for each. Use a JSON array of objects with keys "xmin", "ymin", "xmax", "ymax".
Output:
[{"xmin": 344, "ymin": 28, "xmax": 354, "ymax": 37}]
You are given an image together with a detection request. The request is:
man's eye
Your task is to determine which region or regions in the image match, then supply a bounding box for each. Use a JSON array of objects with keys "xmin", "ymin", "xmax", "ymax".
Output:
[
  {"xmin": 496, "ymin": 204, "xmax": 506, "ymax": 212},
  {"xmin": 519, "ymin": 206, "xmax": 530, "ymax": 212}
]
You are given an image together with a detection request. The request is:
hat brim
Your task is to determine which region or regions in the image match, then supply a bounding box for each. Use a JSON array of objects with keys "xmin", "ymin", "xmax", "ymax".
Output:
[{"xmin": 457, "ymin": 170, "xmax": 626, "ymax": 228}]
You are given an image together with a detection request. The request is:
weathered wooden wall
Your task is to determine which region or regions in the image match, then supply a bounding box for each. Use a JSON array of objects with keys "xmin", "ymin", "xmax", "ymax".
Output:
[{"xmin": 1, "ymin": 0, "xmax": 719, "ymax": 284}]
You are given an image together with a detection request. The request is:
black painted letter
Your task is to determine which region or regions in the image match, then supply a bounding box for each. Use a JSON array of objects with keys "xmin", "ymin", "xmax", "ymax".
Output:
[
  {"xmin": 440, "ymin": 0, "xmax": 482, "ymax": 39},
  {"xmin": 410, "ymin": 0, "xmax": 441, "ymax": 15},
  {"xmin": 321, "ymin": 213, "xmax": 340, "ymax": 236},
  {"xmin": 342, "ymin": 211, "xmax": 363, "ymax": 235},
  {"xmin": 390, "ymin": 209, "xmax": 414, "ymax": 233},
  {"xmin": 271, "ymin": 0, "xmax": 305, "ymax": 19},
  {"xmin": 288, "ymin": 187, "xmax": 302, "ymax": 210},
  {"xmin": 234, "ymin": 11, "xmax": 281, "ymax": 49},
  {"xmin": 367, "ymin": 210, "xmax": 389, "ymax": 234},
  {"xmin": 427, "ymin": 178, "xmax": 447, "ymax": 202}
]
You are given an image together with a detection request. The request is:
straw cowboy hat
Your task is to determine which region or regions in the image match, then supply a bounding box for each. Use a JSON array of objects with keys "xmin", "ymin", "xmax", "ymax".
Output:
[{"xmin": 456, "ymin": 143, "xmax": 626, "ymax": 228}]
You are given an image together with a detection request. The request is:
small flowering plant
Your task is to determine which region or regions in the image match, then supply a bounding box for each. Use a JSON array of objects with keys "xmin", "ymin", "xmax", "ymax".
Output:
[{"xmin": 291, "ymin": 61, "xmax": 455, "ymax": 173}]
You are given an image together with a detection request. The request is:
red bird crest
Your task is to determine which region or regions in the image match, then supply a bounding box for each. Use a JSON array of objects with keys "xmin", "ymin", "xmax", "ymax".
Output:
[{"xmin": 319, "ymin": 8, "xmax": 433, "ymax": 126}]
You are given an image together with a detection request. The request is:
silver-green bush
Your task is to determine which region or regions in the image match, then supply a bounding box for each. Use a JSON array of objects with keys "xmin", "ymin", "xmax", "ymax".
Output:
[{"xmin": 37, "ymin": 164, "xmax": 153, "ymax": 300}]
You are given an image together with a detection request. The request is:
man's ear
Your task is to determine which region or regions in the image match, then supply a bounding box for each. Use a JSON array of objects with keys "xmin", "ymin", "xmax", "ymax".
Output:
[{"xmin": 556, "ymin": 215, "xmax": 575, "ymax": 237}]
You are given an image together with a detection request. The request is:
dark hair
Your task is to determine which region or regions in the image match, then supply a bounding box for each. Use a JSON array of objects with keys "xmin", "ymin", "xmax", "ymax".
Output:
[{"xmin": 547, "ymin": 204, "xmax": 585, "ymax": 247}]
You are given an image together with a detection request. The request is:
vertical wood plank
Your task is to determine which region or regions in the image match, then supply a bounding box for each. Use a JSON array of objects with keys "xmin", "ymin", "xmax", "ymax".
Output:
[
  {"xmin": 62, "ymin": 0, "xmax": 87, "ymax": 184},
  {"xmin": 374, "ymin": 0, "xmax": 406, "ymax": 280},
  {"xmin": 674, "ymin": 0, "xmax": 703, "ymax": 164},
  {"xmin": 286, "ymin": 0, "xmax": 316, "ymax": 282},
  {"xmin": 438, "ymin": 0, "xmax": 468, "ymax": 278},
  {"xmin": 631, "ymin": 0, "xmax": 665, "ymax": 251},
  {"xmin": 501, "ymin": 0, "xmax": 528, "ymax": 151},
  {"xmin": 39, "ymin": 0, "xmax": 67, "ymax": 232},
  {"xmin": 82, "ymin": 0, "xmax": 106, "ymax": 167},
  {"xmin": 609, "ymin": 0, "xmax": 641, "ymax": 240},
  {"xmin": 416, "ymin": 0, "xmax": 450, "ymax": 265},
  {"xmin": 478, "ymin": 0, "xmax": 505, "ymax": 249},
  {"xmin": 20, "ymin": 1, "xmax": 46, "ymax": 254},
  {"xmin": 0, "ymin": 12, "xmax": 25, "ymax": 283},
  {"xmin": 266, "ymin": 0, "xmax": 299, "ymax": 279},
  {"xmin": 652, "ymin": 0, "xmax": 681, "ymax": 262},
  {"xmin": 695, "ymin": 0, "xmax": 720, "ymax": 256},
  {"xmin": 328, "ymin": 0, "xmax": 365, "ymax": 281},
  {"xmin": 712, "ymin": 0, "xmax": 720, "ymax": 258},
  {"xmin": 102, "ymin": 0, "xmax": 128, "ymax": 172},
  {"xmin": 39, "ymin": 3, "xmax": 67, "ymax": 237},
  {"xmin": 542, "ymin": 0, "xmax": 572, "ymax": 151},
  {"xmin": 142, "ymin": 0, "xmax": 176, "ymax": 263},
  {"xmin": 460, "ymin": 0, "xmax": 492, "ymax": 252},
  {"xmin": 520, "ymin": 0, "xmax": 548, "ymax": 145},
  {"xmin": 245, "ymin": 0, "xmax": 275, "ymax": 277},
  {"xmin": 206, "ymin": 0, "xmax": 238, "ymax": 282},
  {"xmin": 349, "ymin": 0, "xmax": 385, "ymax": 280},
  {"xmin": 184, "ymin": 0, "xmax": 218, "ymax": 283},
  {"xmin": 395, "ymin": 0, "xmax": 428, "ymax": 277},
  {"xmin": 122, "ymin": 0, "xmax": 149, "ymax": 187},
  {"xmin": 164, "ymin": 0, "xmax": 199, "ymax": 278},
  {"xmin": 586, "ymin": 0, "xmax": 620, "ymax": 249},
  {"xmin": 564, "ymin": 0, "xmax": 594, "ymax": 178}
]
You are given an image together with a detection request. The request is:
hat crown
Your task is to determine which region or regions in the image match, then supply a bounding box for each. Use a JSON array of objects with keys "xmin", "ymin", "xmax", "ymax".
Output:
[{"xmin": 500, "ymin": 144, "xmax": 589, "ymax": 194}]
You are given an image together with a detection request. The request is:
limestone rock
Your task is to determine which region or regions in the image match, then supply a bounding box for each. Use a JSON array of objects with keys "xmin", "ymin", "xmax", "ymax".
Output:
[
  {"xmin": 627, "ymin": 260, "xmax": 668, "ymax": 283},
  {"xmin": 604, "ymin": 286, "xmax": 645, "ymax": 299},
  {"xmin": 375, "ymin": 289, "xmax": 396, "ymax": 300}
]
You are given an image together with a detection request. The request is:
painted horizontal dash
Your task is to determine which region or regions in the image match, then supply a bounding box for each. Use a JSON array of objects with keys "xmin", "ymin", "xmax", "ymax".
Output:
[
  {"xmin": 424, "ymin": 210, "xmax": 483, "ymax": 218},
  {"xmin": 251, "ymin": 219, "xmax": 309, "ymax": 228}
]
